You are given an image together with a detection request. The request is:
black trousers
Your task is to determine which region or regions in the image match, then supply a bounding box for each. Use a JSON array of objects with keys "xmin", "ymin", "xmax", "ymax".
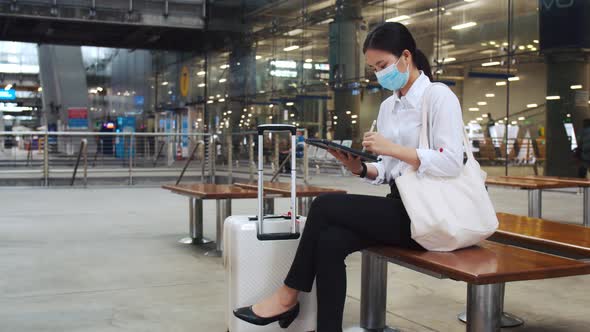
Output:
[{"xmin": 284, "ymin": 186, "xmax": 423, "ymax": 332}]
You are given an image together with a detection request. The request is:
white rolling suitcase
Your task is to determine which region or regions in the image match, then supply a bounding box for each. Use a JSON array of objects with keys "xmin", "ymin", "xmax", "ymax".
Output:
[{"xmin": 224, "ymin": 124, "xmax": 317, "ymax": 332}]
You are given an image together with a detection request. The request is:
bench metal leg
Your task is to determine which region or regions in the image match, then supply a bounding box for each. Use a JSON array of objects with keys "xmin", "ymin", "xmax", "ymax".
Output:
[
  {"xmin": 179, "ymin": 198, "xmax": 212, "ymax": 245},
  {"xmin": 584, "ymin": 187, "xmax": 590, "ymax": 227},
  {"xmin": 205, "ymin": 199, "xmax": 232, "ymax": 257},
  {"xmin": 343, "ymin": 252, "xmax": 399, "ymax": 332},
  {"xmin": 297, "ymin": 196, "xmax": 314, "ymax": 216},
  {"xmin": 466, "ymin": 283, "xmax": 502, "ymax": 332},
  {"xmin": 264, "ymin": 197, "xmax": 275, "ymax": 215},
  {"xmin": 528, "ymin": 189, "xmax": 542, "ymax": 218},
  {"xmin": 458, "ymin": 283, "xmax": 524, "ymax": 327}
]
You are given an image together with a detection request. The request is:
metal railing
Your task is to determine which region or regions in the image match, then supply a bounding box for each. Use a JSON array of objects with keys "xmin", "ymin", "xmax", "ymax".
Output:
[{"xmin": 0, "ymin": 130, "xmax": 311, "ymax": 187}]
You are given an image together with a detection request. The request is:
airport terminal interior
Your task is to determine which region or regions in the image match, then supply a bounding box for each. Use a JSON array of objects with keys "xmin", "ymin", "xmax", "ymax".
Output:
[{"xmin": 2, "ymin": 0, "xmax": 590, "ymax": 331}]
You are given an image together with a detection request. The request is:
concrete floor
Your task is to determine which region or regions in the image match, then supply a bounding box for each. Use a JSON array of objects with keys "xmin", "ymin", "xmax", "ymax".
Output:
[{"xmin": 1, "ymin": 176, "xmax": 590, "ymax": 332}]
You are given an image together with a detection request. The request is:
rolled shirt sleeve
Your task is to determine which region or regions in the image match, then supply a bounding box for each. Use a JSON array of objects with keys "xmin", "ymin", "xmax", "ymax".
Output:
[
  {"xmin": 364, "ymin": 160, "xmax": 387, "ymax": 185},
  {"xmin": 415, "ymin": 84, "xmax": 464, "ymax": 178}
]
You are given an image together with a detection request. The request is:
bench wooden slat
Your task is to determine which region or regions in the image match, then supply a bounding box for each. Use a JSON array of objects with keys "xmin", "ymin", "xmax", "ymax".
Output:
[
  {"xmin": 491, "ymin": 212, "xmax": 590, "ymax": 257},
  {"xmin": 368, "ymin": 241, "xmax": 590, "ymax": 285},
  {"xmin": 162, "ymin": 184, "xmax": 258, "ymax": 199},
  {"xmin": 485, "ymin": 176, "xmax": 577, "ymax": 190},
  {"xmin": 234, "ymin": 182, "xmax": 346, "ymax": 197},
  {"xmin": 499, "ymin": 175, "xmax": 590, "ymax": 187}
]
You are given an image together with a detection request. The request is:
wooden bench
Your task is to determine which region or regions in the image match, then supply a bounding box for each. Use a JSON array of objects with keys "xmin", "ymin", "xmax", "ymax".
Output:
[
  {"xmin": 162, "ymin": 184, "xmax": 262, "ymax": 256},
  {"xmin": 358, "ymin": 241, "xmax": 590, "ymax": 332},
  {"xmin": 497, "ymin": 176, "xmax": 590, "ymax": 226},
  {"xmin": 485, "ymin": 176, "xmax": 582, "ymax": 219},
  {"xmin": 164, "ymin": 183, "xmax": 346, "ymax": 256}
]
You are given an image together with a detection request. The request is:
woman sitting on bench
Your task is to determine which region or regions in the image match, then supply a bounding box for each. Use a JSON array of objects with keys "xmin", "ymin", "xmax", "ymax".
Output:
[{"xmin": 234, "ymin": 22, "xmax": 466, "ymax": 331}]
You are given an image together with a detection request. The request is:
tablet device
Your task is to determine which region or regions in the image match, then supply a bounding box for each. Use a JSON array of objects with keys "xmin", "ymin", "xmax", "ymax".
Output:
[{"xmin": 305, "ymin": 138, "xmax": 380, "ymax": 162}]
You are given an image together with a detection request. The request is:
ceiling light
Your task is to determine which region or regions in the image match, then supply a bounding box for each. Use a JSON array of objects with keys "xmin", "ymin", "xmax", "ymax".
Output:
[
  {"xmin": 386, "ymin": 15, "xmax": 410, "ymax": 23},
  {"xmin": 489, "ymin": 41, "xmax": 497, "ymax": 45},
  {"xmin": 469, "ymin": 107, "xmax": 479, "ymax": 111},
  {"xmin": 518, "ymin": 45, "xmax": 525, "ymax": 50},
  {"xmin": 318, "ymin": 18, "xmax": 334, "ymax": 25},
  {"xmin": 207, "ymin": 100, "xmax": 214, "ymax": 104},
  {"xmin": 283, "ymin": 45, "xmax": 300, "ymax": 52},
  {"xmin": 285, "ymin": 28, "xmax": 303, "ymax": 36},
  {"xmin": 508, "ymin": 76, "xmax": 520, "ymax": 81},
  {"xmin": 481, "ymin": 42, "xmax": 488, "ymax": 46},
  {"xmin": 290, "ymin": 113, "xmax": 295, "ymax": 118},
  {"xmin": 351, "ymin": 114, "xmax": 358, "ymax": 119},
  {"xmin": 220, "ymin": 64, "xmax": 229, "ymax": 69},
  {"xmin": 333, "ymin": 121, "xmax": 338, "ymax": 125},
  {"xmin": 531, "ymin": 47, "xmax": 537, "ymax": 51},
  {"xmin": 219, "ymin": 78, "xmax": 227, "ymax": 83},
  {"xmin": 571, "ymin": 84, "xmax": 583, "ymax": 90},
  {"xmin": 438, "ymin": 57, "xmax": 456, "ymax": 63},
  {"xmin": 286, "ymin": 102, "xmax": 294, "ymax": 106},
  {"xmin": 259, "ymin": 90, "xmax": 265, "ymax": 93},
  {"xmin": 502, "ymin": 42, "xmax": 509, "ymax": 46},
  {"xmin": 534, "ymin": 40, "xmax": 539, "ymax": 44},
  {"xmin": 546, "ymin": 95, "xmax": 560, "ymax": 100},
  {"xmin": 482, "ymin": 61, "xmax": 501, "ymax": 67},
  {"xmin": 518, "ymin": 117, "xmax": 526, "ymax": 121},
  {"xmin": 248, "ymin": 114, "xmax": 252, "ymax": 117},
  {"xmin": 305, "ymin": 58, "xmax": 313, "ymax": 63},
  {"xmin": 268, "ymin": 115, "xmax": 273, "ymax": 119},
  {"xmin": 477, "ymin": 101, "xmax": 487, "ymax": 106},
  {"xmin": 346, "ymin": 111, "xmax": 351, "ymax": 114},
  {"xmin": 498, "ymin": 120, "xmax": 504, "ymax": 124},
  {"xmin": 476, "ymin": 117, "xmax": 483, "ymax": 121},
  {"xmin": 464, "ymin": 0, "xmax": 476, "ymax": 2},
  {"xmin": 485, "ymin": 93, "xmax": 495, "ymax": 98},
  {"xmin": 351, "ymin": 120, "xmax": 357, "ymax": 124},
  {"xmin": 527, "ymin": 103, "xmax": 538, "ymax": 108},
  {"xmin": 37, "ymin": 87, "xmax": 42, "ymax": 92},
  {"xmin": 452, "ymin": 22, "xmax": 477, "ymax": 30},
  {"xmin": 161, "ymin": 81, "xmax": 169, "ymax": 86},
  {"xmin": 496, "ymin": 81, "xmax": 507, "ymax": 86},
  {"xmin": 197, "ymin": 71, "xmax": 206, "ymax": 76},
  {"xmin": 198, "ymin": 83, "xmax": 206, "ymax": 87},
  {"xmin": 527, "ymin": 44, "xmax": 534, "ymax": 49},
  {"xmin": 482, "ymin": 114, "xmax": 488, "ymax": 118},
  {"xmin": 333, "ymin": 116, "xmax": 338, "ymax": 120},
  {"xmin": 218, "ymin": 98, "xmax": 225, "ymax": 102},
  {"xmin": 255, "ymin": 55, "xmax": 262, "ymax": 60}
]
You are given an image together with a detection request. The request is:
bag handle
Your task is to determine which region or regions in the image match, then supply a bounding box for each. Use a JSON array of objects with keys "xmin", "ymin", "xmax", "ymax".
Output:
[{"xmin": 419, "ymin": 83, "xmax": 476, "ymax": 162}]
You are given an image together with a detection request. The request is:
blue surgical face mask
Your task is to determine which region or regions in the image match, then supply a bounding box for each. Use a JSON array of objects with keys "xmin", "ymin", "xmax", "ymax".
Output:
[{"xmin": 375, "ymin": 57, "xmax": 409, "ymax": 91}]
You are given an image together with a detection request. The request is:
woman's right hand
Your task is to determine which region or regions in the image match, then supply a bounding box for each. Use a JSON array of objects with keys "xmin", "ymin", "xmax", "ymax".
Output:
[{"xmin": 328, "ymin": 149, "xmax": 363, "ymax": 175}]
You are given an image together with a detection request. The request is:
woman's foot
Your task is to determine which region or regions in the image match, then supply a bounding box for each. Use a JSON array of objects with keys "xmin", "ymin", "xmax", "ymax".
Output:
[
  {"xmin": 233, "ymin": 285, "xmax": 300, "ymax": 327},
  {"xmin": 252, "ymin": 285, "xmax": 299, "ymax": 318}
]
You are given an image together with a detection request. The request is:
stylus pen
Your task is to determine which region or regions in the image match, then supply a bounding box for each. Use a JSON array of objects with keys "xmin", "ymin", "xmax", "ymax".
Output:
[{"xmin": 362, "ymin": 120, "xmax": 377, "ymax": 152}]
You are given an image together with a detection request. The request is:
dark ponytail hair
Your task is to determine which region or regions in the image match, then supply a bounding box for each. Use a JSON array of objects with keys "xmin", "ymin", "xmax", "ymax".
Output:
[{"xmin": 363, "ymin": 22, "xmax": 433, "ymax": 81}]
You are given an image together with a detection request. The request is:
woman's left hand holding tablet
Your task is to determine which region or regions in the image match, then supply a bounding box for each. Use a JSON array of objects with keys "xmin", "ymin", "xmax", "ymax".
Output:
[
  {"xmin": 328, "ymin": 149, "xmax": 363, "ymax": 174},
  {"xmin": 362, "ymin": 132, "xmax": 395, "ymax": 156}
]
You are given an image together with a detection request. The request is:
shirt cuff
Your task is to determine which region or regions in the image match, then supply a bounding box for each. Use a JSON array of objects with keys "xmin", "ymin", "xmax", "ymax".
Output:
[
  {"xmin": 363, "ymin": 161, "xmax": 386, "ymax": 185},
  {"xmin": 416, "ymin": 148, "xmax": 433, "ymax": 178}
]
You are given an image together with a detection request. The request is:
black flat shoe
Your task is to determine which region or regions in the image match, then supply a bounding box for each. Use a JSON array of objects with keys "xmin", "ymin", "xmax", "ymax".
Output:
[{"xmin": 233, "ymin": 302, "xmax": 300, "ymax": 328}]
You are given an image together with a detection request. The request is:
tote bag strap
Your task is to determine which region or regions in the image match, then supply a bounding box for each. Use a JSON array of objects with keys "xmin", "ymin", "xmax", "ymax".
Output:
[{"xmin": 419, "ymin": 83, "xmax": 476, "ymax": 161}]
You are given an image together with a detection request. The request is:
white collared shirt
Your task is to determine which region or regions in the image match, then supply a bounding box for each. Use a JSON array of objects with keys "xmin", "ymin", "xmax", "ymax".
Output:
[{"xmin": 366, "ymin": 72, "xmax": 464, "ymax": 185}]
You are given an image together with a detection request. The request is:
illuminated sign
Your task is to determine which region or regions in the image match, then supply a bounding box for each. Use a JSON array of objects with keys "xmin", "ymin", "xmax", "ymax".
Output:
[
  {"xmin": 0, "ymin": 89, "xmax": 16, "ymax": 100},
  {"xmin": 270, "ymin": 70, "xmax": 297, "ymax": 78},
  {"xmin": 270, "ymin": 60, "xmax": 297, "ymax": 69},
  {"xmin": 314, "ymin": 63, "xmax": 330, "ymax": 71}
]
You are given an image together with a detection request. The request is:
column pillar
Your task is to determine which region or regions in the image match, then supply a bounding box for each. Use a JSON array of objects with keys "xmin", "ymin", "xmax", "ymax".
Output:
[{"xmin": 329, "ymin": 0, "xmax": 367, "ymax": 141}]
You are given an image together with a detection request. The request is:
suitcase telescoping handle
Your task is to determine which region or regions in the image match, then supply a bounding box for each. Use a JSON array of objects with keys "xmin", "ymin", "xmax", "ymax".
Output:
[{"xmin": 257, "ymin": 124, "xmax": 299, "ymax": 240}]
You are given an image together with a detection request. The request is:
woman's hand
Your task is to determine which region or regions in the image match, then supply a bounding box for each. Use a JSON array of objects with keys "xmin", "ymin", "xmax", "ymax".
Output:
[
  {"xmin": 362, "ymin": 132, "xmax": 396, "ymax": 156},
  {"xmin": 328, "ymin": 149, "xmax": 363, "ymax": 174}
]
